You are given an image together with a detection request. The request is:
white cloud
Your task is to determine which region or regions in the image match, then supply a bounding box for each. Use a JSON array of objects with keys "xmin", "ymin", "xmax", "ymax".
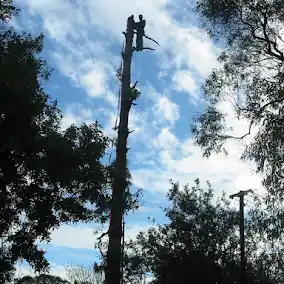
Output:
[
  {"xmin": 17, "ymin": 0, "xmax": 121, "ymax": 108},
  {"xmin": 141, "ymin": 84, "xmax": 180, "ymax": 127},
  {"xmin": 153, "ymin": 96, "xmax": 180, "ymax": 125},
  {"xmin": 51, "ymin": 50, "xmax": 118, "ymax": 106},
  {"xmin": 84, "ymin": 0, "xmax": 221, "ymax": 77},
  {"xmin": 174, "ymin": 26, "xmax": 220, "ymax": 77},
  {"xmin": 80, "ymin": 66, "xmax": 107, "ymax": 97},
  {"xmin": 172, "ymin": 70, "xmax": 199, "ymax": 101},
  {"xmin": 19, "ymin": 0, "xmax": 219, "ymax": 105},
  {"xmin": 153, "ymin": 127, "xmax": 179, "ymax": 150},
  {"xmin": 124, "ymin": 223, "xmax": 153, "ymax": 242},
  {"xmin": 44, "ymin": 222, "xmax": 152, "ymax": 250},
  {"xmin": 103, "ymin": 111, "xmax": 118, "ymax": 138},
  {"xmin": 48, "ymin": 224, "xmax": 97, "ymax": 250},
  {"xmin": 60, "ymin": 103, "xmax": 95, "ymax": 130},
  {"xmin": 128, "ymin": 110, "xmax": 148, "ymax": 136},
  {"xmin": 131, "ymin": 125, "xmax": 264, "ymax": 197},
  {"xmin": 131, "ymin": 168, "xmax": 172, "ymax": 193}
]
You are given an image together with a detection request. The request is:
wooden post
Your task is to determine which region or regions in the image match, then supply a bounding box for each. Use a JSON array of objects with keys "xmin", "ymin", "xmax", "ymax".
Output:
[{"xmin": 230, "ymin": 189, "xmax": 253, "ymax": 284}]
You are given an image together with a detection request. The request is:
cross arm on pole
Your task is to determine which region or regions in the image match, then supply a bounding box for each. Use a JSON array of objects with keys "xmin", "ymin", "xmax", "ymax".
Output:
[{"xmin": 230, "ymin": 189, "xmax": 253, "ymax": 199}]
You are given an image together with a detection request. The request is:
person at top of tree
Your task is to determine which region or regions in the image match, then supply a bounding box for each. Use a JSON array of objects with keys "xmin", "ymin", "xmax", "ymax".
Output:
[{"xmin": 135, "ymin": 14, "xmax": 146, "ymax": 51}]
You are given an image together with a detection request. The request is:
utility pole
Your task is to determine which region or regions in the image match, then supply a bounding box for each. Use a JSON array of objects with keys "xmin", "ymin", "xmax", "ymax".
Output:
[
  {"xmin": 104, "ymin": 15, "xmax": 158, "ymax": 284},
  {"xmin": 230, "ymin": 189, "xmax": 253, "ymax": 284}
]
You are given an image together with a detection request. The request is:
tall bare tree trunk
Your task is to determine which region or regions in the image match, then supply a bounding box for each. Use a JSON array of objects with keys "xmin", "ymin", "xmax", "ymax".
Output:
[{"xmin": 105, "ymin": 17, "xmax": 134, "ymax": 284}]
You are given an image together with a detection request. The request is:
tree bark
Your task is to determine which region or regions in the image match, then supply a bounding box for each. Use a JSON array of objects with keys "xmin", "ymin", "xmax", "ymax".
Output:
[{"xmin": 105, "ymin": 18, "xmax": 134, "ymax": 284}]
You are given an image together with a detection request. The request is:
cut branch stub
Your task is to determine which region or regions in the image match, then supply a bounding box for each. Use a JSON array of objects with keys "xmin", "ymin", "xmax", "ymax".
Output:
[{"xmin": 134, "ymin": 47, "xmax": 155, "ymax": 52}]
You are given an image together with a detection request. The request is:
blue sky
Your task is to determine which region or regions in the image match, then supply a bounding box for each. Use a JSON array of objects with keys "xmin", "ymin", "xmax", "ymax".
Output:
[{"xmin": 12, "ymin": 0, "xmax": 264, "ymax": 279}]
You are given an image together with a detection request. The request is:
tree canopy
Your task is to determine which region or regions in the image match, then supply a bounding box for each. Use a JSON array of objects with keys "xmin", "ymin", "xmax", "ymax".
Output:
[
  {"xmin": 65, "ymin": 264, "xmax": 104, "ymax": 284},
  {"xmin": 191, "ymin": 0, "xmax": 284, "ymax": 199},
  {"xmin": 0, "ymin": 0, "xmax": 19, "ymax": 22},
  {"xmin": 0, "ymin": 3, "xmax": 113, "ymax": 282},
  {"xmin": 14, "ymin": 274, "xmax": 71, "ymax": 284},
  {"xmin": 13, "ymin": 180, "xmax": 284, "ymax": 284},
  {"xmin": 123, "ymin": 179, "xmax": 284, "ymax": 284}
]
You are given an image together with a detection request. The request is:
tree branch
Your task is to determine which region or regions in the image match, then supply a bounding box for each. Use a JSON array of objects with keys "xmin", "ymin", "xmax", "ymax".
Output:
[
  {"xmin": 216, "ymin": 121, "xmax": 253, "ymax": 141},
  {"xmin": 134, "ymin": 47, "xmax": 155, "ymax": 52},
  {"xmin": 97, "ymin": 230, "xmax": 109, "ymax": 240},
  {"xmin": 261, "ymin": 11, "xmax": 284, "ymax": 61},
  {"xmin": 240, "ymin": 12, "xmax": 284, "ymax": 62},
  {"xmin": 216, "ymin": 97, "xmax": 284, "ymax": 141}
]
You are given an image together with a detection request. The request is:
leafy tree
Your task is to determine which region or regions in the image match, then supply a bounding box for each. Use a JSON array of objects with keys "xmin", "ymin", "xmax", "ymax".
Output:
[
  {"xmin": 14, "ymin": 274, "xmax": 70, "ymax": 284},
  {"xmin": 123, "ymin": 179, "xmax": 278, "ymax": 284},
  {"xmin": 0, "ymin": 0, "xmax": 19, "ymax": 22},
  {"xmin": 65, "ymin": 264, "xmax": 104, "ymax": 284},
  {"xmin": 0, "ymin": 3, "xmax": 112, "ymax": 282},
  {"xmin": 191, "ymin": 0, "xmax": 284, "ymax": 199},
  {"xmin": 246, "ymin": 193, "xmax": 284, "ymax": 284}
]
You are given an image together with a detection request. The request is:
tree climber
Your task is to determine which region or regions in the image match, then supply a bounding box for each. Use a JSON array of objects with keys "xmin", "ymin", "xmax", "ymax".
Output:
[{"xmin": 135, "ymin": 14, "xmax": 146, "ymax": 51}]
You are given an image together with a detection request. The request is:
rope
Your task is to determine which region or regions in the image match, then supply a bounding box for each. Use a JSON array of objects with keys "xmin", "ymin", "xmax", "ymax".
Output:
[
  {"xmin": 109, "ymin": 39, "xmax": 125, "ymax": 226},
  {"xmin": 108, "ymin": 40, "xmax": 125, "ymax": 164},
  {"xmin": 118, "ymin": 41, "xmax": 124, "ymax": 111},
  {"xmin": 114, "ymin": 40, "xmax": 124, "ymax": 131},
  {"xmin": 121, "ymin": 216, "xmax": 125, "ymax": 284}
]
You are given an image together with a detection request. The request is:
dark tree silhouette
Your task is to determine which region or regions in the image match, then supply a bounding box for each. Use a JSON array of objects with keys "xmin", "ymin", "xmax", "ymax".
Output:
[
  {"xmin": 0, "ymin": 2, "xmax": 111, "ymax": 282},
  {"xmin": 14, "ymin": 274, "xmax": 70, "ymax": 284},
  {"xmin": 0, "ymin": 0, "xmax": 19, "ymax": 22},
  {"xmin": 65, "ymin": 264, "xmax": 104, "ymax": 284},
  {"xmin": 123, "ymin": 179, "xmax": 280, "ymax": 284},
  {"xmin": 191, "ymin": 0, "xmax": 284, "ymax": 200}
]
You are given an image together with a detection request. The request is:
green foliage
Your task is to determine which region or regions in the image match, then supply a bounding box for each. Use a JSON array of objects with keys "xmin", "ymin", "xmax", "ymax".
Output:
[
  {"xmin": 246, "ymin": 192, "xmax": 284, "ymax": 283},
  {"xmin": 115, "ymin": 67, "xmax": 122, "ymax": 83},
  {"xmin": 123, "ymin": 179, "xmax": 283, "ymax": 284},
  {"xmin": 0, "ymin": 4, "xmax": 112, "ymax": 282},
  {"xmin": 105, "ymin": 159, "xmax": 142, "ymax": 214},
  {"xmin": 192, "ymin": 0, "xmax": 284, "ymax": 198},
  {"xmin": 0, "ymin": 3, "xmax": 143, "ymax": 281},
  {"xmin": 0, "ymin": 0, "xmax": 19, "ymax": 22},
  {"xmin": 14, "ymin": 274, "xmax": 71, "ymax": 284},
  {"xmin": 124, "ymin": 180, "xmax": 239, "ymax": 283},
  {"xmin": 128, "ymin": 85, "xmax": 141, "ymax": 101}
]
